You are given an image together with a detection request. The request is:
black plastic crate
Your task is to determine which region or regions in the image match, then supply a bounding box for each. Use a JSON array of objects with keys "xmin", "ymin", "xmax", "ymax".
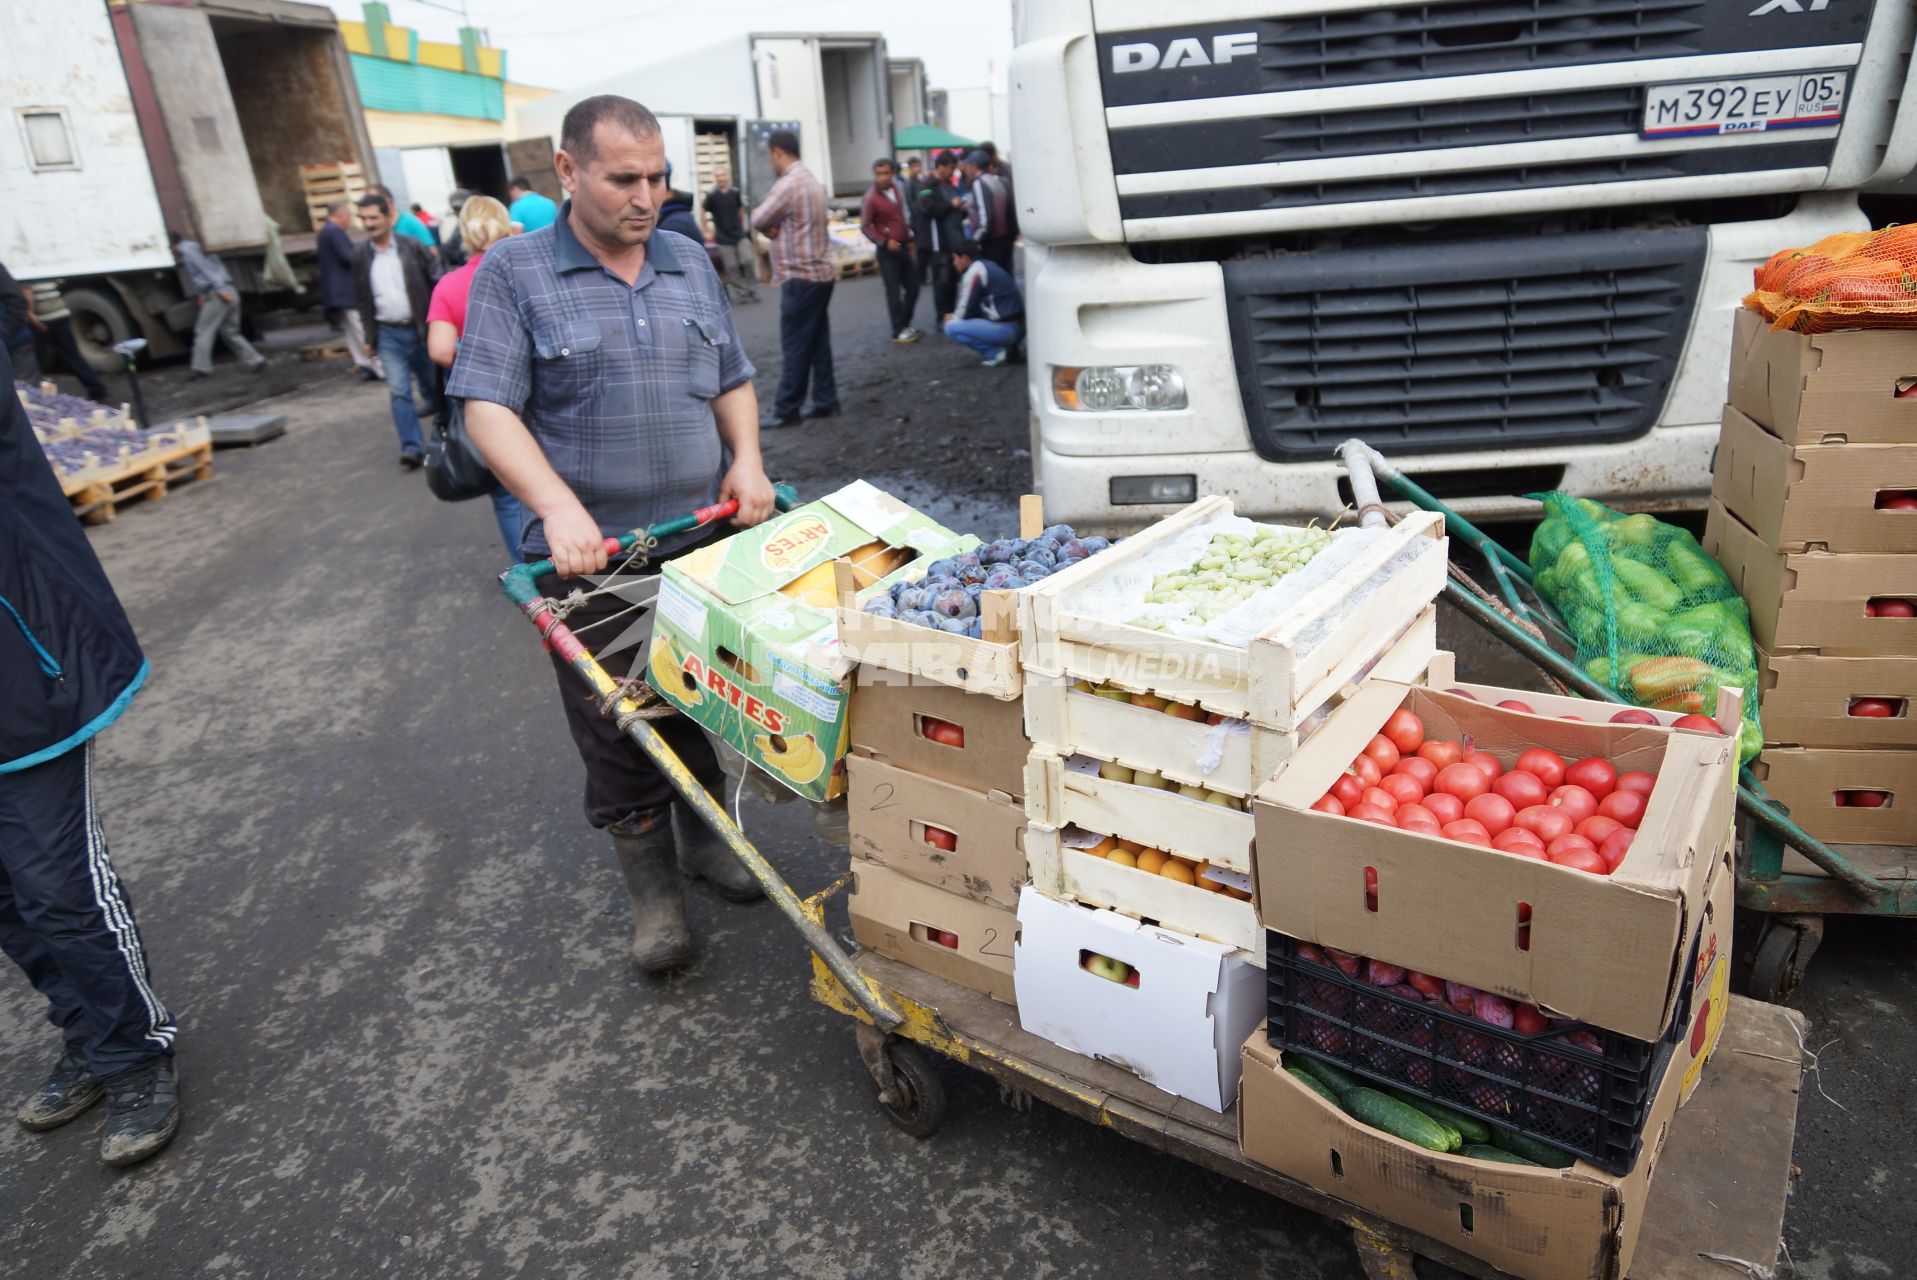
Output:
[{"xmin": 1266, "ymin": 931, "xmax": 1696, "ymax": 1175}]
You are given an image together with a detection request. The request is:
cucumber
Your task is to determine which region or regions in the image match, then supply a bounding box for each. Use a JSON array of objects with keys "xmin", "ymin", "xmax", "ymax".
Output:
[
  {"xmin": 1491, "ymin": 1127, "xmax": 1578, "ymax": 1169},
  {"xmin": 1288, "ymin": 1066, "xmax": 1343, "ymax": 1108},
  {"xmin": 1386, "ymin": 1090, "xmax": 1493, "ymax": 1145},
  {"xmin": 1294, "ymin": 1055, "xmax": 1365, "ymax": 1098},
  {"xmin": 1341, "ymin": 1088, "xmax": 1459, "ymax": 1152},
  {"xmin": 1463, "ymin": 1143, "xmax": 1541, "ymax": 1167}
]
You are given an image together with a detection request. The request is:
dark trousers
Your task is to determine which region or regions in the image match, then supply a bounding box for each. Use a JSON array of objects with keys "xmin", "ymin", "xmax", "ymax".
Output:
[
  {"xmin": 773, "ymin": 280, "xmax": 837, "ymax": 418},
  {"xmin": 876, "ymin": 247, "xmax": 921, "ymax": 334},
  {"xmin": 924, "ymin": 253, "xmax": 957, "ymax": 320},
  {"xmin": 980, "ymin": 236, "xmax": 1016, "ymax": 273},
  {"xmin": 536, "ymin": 568, "xmax": 722, "ymax": 830},
  {"xmin": 34, "ymin": 319, "xmax": 110, "ymax": 402},
  {"xmin": 0, "ymin": 741, "xmax": 175, "ymax": 1077}
]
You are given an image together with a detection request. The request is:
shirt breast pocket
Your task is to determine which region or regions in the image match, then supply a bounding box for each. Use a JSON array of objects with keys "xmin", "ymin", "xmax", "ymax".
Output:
[
  {"xmin": 683, "ymin": 317, "xmax": 728, "ymax": 400},
  {"xmin": 532, "ymin": 319, "xmax": 604, "ymax": 402}
]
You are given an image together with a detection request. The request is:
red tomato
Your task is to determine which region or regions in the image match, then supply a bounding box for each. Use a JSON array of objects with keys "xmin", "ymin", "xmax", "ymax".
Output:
[
  {"xmin": 1515, "ymin": 805, "xmax": 1574, "ymax": 843},
  {"xmin": 1435, "ymin": 763, "xmax": 1491, "ymax": 802},
  {"xmin": 1565, "ymin": 757, "xmax": 1618, "ymax": 799},
  {"xmin": 1547, "ymin": 833, "xmax": 1597, "ymax": 858},
  {"xmin": 1609, "ymin": 708, "xmax": 1659, "ymax": 725},
  {"xmin": 1445, "ymin": 688, "xmax": 1478, "ymax": 700},
  {"xmin": 1493, "ymin": 827, "xmax": 1549, "ymax": 859},
  {"xmin": 1597, "ymin": 788, "xmax": 1648, "ymax": 830},
  {"xmin": 1548, "ymin": 784, "xmax": 1598, "ymax": 824},
  {"xmin": 1514, "ymin": 1004, "xmax": 1549, "ymax": 1035},
  {"xmin": 923, "ymin": 826, "xmax": 958, "ymax": 852},
  {"xmin": 1417, "ymin": 739, "xmax": 1464, "ymax": 769},
  {"xmin": 1442, "ymin": 820, "xmax": 1491, "ymax": 846},
  {"xmin": 1364, "ymin": 734, "xmax": 1402, "ymax": 772},
  {"xmin": 1463, "ymin": 793, "xmax": 1516, "ymax": 836},
  {"xmin": 1463, "ymin": 750, "xmax": 1503, "ymax": 782},
  {"xmin": 1350, "ymin": 755, "xmax": 1382, "ymax": 788},
  {"xmin": 1396, "ymin": 803, "xmax": 1439, "ymax": 828},
  {"xmin": 1549, "ymin": 844, "xmax": 1611, "ymax": 875},
  {"xmin": 1839, "ymin": 790, "xmax": 1889, "ymax": 808},
  {"xmin": 1868, "ymin": 597, "xmax": 1916, "ymax": 618},
  {"xmin": 1514, "ymin": 749, "xmax": 1567, "ymax": 788},
  {"xmin": 1360, "ymin": 786, "xmax": 1400, "ymax": 814},
  {"xmin": 1849, "ymin": 698, "xmax": 1898, "ymax": 718},
  {"xmin": 1875, "ymin": 491, "xmax": 1917, "ymax": 510},
  {"xmin": 1378, "ymin": 774, "xmax": 1426, "ymax": 807},
  {"xmin": 1347, "ymin": 803, "xmax": 1396, "ymax": 825},
  {"xmin": 1311, "ymin": 795, "xmax": 1345, "ymax": 816},
  {"xmin": 1391, "ymin": 757, "xmax": 1439, "ymax": 789},
  {"xmin": 1615, "ymin": 770, "xmax": 1656, "ymax": 797},
  {"xmin": 1398, "ymin": 819, "xmax": 1442, "ymax": 837},
  {"xmin": 1672, "ymin": 713, "xmax": 1725, "ymax": 734},
  {"xmin": 1423, "ymin": 793, "xmax": 1465, "ymax": 825},
  {"xmin": 1576, "ymin": 815, "xmax": 1625, "ymax": 845},
  {"xmin": 1492, "ymin": 770, "xmax": 1549, "ymax": 809},
  {"xmin": 1496, "ymin": 699, "xmax": 1535, "ymax": 713},
  {"xmin": 1330, "ymin": 773, "xmax": 1364, "ymax": 809},
  {"xmin": 1599, "ymin": 828, "xmax": 1634, "ymax": 871},
  {"xmin": 1382, "ymin": 709, "xmax": 1426, "ymax": 755},
  {"xmin": 922, "ymin": 718, "xmax": 966, "ymax": 747}
]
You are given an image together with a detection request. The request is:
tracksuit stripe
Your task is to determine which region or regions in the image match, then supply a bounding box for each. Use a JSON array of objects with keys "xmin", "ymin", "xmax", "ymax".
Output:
[{"xmin": 80, "ymin": 743, "xmax": 173, "ymax": 1048}]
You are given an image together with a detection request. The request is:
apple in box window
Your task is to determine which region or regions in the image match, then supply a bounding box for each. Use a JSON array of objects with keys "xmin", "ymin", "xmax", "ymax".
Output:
[
  {"xmin": 922, "ymin": 717, "xmax": 965, "ymax": 748},
  {"xmin": 1081, "ymin": 952, "xmax": 1131, "ymax": 984},
  {"xmin": 922, "ymin": 825, "xmax": 958, "ymax": 852}
]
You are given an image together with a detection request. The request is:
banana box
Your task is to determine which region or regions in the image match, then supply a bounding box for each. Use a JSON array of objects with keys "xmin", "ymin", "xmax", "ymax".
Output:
[{"xmin": 646, "ymin": 482, "xmax": 975, "ymax": 801}]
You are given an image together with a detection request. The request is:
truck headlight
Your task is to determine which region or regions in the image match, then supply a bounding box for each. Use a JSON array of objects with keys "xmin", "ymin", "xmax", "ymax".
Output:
[{"xmin": 1052, "ymin": 365, "xmax": 1188, "ymax": 412}]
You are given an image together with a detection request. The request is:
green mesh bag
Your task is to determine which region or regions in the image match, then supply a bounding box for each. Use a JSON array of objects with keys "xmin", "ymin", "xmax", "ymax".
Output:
[{"xmin": 1526, "ymin": 494, "xmax": 1762, "ymax": 765}]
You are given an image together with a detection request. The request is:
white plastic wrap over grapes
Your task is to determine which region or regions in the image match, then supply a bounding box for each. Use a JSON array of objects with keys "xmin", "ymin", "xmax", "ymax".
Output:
[{"xmin": 1059, "ymin": 515, "xmax": 1389, "ymax": 651}]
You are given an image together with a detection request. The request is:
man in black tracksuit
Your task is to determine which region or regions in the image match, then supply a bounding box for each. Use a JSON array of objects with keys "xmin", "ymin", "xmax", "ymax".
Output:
[
  {"xmin": 0, "ymin": 389, "xmax": 180, "ymax": 1167},
  {"xmin": 912, "ymin": 152, "xmax": 969, "ymax": 323}
]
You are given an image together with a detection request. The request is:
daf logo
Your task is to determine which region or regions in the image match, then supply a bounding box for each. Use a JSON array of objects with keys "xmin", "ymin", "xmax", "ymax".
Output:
[
  {"xmin": 1749, "ymin": 0, "xmax": 1831, "ymax": 12},
  {"xmin": 1111, "ymin": 31, "xmax": 1258, "ymax": 74}
]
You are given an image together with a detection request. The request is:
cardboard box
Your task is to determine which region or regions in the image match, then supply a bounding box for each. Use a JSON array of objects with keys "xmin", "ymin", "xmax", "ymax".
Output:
[
  {"xmin": 847, "ymin": 665, "xmax": 1032, "ymax": 799},
  {"xmin": 1757, "ymin": 647, "xmax": 1917, "ymax": 749},
  {"xmin": 1424, "ymin": 651, "xmax": 1748, "ymax": 730},
  {"xmin": 1728, "ymin": 304, "xmax": 1917, "ymax": 446},
  {"xmin": 845, "ymin": 756, "xmax": 1028, "ymax": 911},
  {"xmin": 1254, "ymin": 682, "xmax": 1737, "ymax": 1041},
  {"xmin": 846, "ymin": 858, "xmax": 1018, "ymax": 1005},
  {"xmin": 1704, "ymin": 499, "xmax": 1917, "ymax": 656},
  {"xmin": 1711, "ymin": 404, "xmax": 1917, "ymax": 555},
  {"xmin": 1014, "ymin": 887, "xmax": 1264, "ymax": 1112},
  {"xmin": 1024, "ymin": 748, "xmax": 1255, "ymax": 871},
  {"xmin": 1026, "ymin": 823, "xmax": 1261, "ymax": 959},
  {"xmin": 648, "ymin": 482, "xmax": 974, "ymax": 801},
  {"xmin": 1749, "ymin": 747, "xmax": 1917, "ymax": 845}
]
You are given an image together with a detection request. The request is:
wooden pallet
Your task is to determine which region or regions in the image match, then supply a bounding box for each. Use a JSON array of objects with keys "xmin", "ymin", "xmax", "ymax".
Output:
[
  {"xmin": 64, "ymin": 440, "xmax": 214, "ymax": 525},
  {"xmin": 836, "ymin": 256, "xmax": 878, "ymax": 279},
  {"xmin": 300, "ymin": 338, "xmax": 349, "ymax": 361},
  {"xmin": 301, "ymin": 160, "xmax": 368, "ymax": 229}
]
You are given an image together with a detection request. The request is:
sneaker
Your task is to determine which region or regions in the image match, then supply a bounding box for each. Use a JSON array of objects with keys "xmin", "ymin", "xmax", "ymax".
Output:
[
  {"xmin": 400, "ymin": 450, "xmax": 424, "ymax": 470},
  {"xmin": 981, "ymin": 349, "xmax": 1010, "ymax": 368},
  {"xmin": 247, "ymin": 361, "xmax": 269, "ymax": 375},
  {"xmin": 357, "ymin": 367, "xmax": 381, "ymax": 382},
  {"xmin": 896, "ymin": 328, "xmax": 923, "ymax": 345},
  {"xmin": 184, "ymin": 370, "xmax": 210, "ymax": 382},
  {"xmin": 17, "ymin": 1043, "xmax": 102, "ymax": 1132},
  {"xmin": 99, "ymin": 1057, "xmax": 180, "ymax": 1168},
  {"xmin": 802, "ymin": 404, "xmax": 841, "ymax": 420}
]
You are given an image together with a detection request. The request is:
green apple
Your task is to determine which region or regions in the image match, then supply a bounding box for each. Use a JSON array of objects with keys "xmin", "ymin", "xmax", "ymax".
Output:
[
  {"xmin": 1203, "ymin": 790, "xmax": 1244, "ymax": 810},
  {"xmin": 1130, "ymin": 768, "xmax": 1169, "ymax": 790},
  {"xmin": 1081, "ymin": 953, "xmax": 1132, "ymax": 984},
  {"xmin": 1178, "ymin": 784, "xmax": 1210, "ymax": 802},
  {"xmin": 1097, "ymin": 760, "xmax": 1136, "ymax": 784}
]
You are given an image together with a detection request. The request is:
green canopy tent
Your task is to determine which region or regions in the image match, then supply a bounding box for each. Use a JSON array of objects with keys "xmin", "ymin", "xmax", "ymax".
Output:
[{"xmin": 893, "ymin": 123, "xmax": 976, "ymax": 152}]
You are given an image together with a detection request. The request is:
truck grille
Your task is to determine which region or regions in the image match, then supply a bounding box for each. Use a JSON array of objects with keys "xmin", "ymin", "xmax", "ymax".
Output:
[{"xmin": 1219, "ymin": 225, "xmax": 1706, "ymax": 459}]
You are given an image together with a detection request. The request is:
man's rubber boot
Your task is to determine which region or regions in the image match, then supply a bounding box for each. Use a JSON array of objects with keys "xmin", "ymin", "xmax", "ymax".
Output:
[
  {"xmin": 674, "ymin": 780, "xmax": 764, "ymax": 904},
  {"xmin": 99, "ymin": 1057, "xmax": 180, "ymax": 1168},
  {"xmin": 17, "ymin": 1043, "xmax": 103, "ymax": 1132},
  {"xmin": 611, "ymin": 814, "xmax": 695, "ymax": 972}
]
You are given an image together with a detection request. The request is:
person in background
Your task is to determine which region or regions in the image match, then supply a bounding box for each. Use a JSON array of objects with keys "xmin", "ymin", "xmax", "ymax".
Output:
[
  {"xmin": 170, "ymin": 231, "xmax": 268, "ymax": 381},
  {"xmin": 702, "ymin": 168, "xmax": 759, "ymax": 303},
  {"xmin": 2, "ymin": 390, "xmax": 182, "ymax": 1169},
  {"xmin": 861, "ymin": 158, "xmax": 920, "ymax": 345},
  {"xmin": 898, "ymin": 155, "xmax": 924, "ymax": 202},
  {"xmin": 508, "ymin": 176, "xmax": 558, "ymax": 233},
  {"xmin": 960, "ymin": 151, "xmax": 1016, "ymax": 272},
  {"xmin": 979, "ymin": 141, "xmax": 1014, "ymax": 188},
  {"xmin": 410, "ymin": 203, "xmax": 438, "ymax": 229},
  {"xmin": 425, "ymin": 196, "xmax": 523, "ymax": 558},
  {"xmin": 352, "ymin": 193, "xmax": 442, "ymax": 468},
  {"xmin": 943, "ymin": 238, "xmax": 1024, "ymax": 367},
  {"xmin": 20, "ymin": 280, "xmax": 111, "ymax": 403},
  {"xmin": 2, "ymin": 260, "xmax": 36, "ymax": 384},
  {"xmin": 439, "ymin": 189, "xmax": 472, "ymax": 270},
  {"xmin": 317, "ymin": 200, "xmax": 381, "ymax": 382},
  {"xmin": 751, "ymin": 129, "xmax": 838, "ymax": 429},
  {"xmin": 368, "ymin": 186, "xmax": 440, "ymax": 259},
  {"xmin": 656, "ymin": 167, "xmax": 701, "ymax": 242},
  {"xmin": 912, "ymin": 152, "xmax": 968, "ymax": 322}
]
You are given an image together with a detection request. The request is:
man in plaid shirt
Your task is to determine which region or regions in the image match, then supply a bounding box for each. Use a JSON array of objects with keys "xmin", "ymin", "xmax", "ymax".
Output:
[{"xmin": 751, "ymin": 130, "xmax": 839, "ymax": 428}]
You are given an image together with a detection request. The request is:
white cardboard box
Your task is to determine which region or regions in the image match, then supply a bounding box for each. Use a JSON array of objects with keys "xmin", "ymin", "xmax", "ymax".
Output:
[{"xmin": 1013, "ymin": 887, "xmax": 1265, "ymax": 1112}]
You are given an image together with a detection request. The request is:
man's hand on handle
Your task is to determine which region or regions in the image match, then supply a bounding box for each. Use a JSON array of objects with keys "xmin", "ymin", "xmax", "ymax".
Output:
[
  {"xmin": 543, "ymin": 498, "xmax": 610, "ymax": 579},
  {"xmin": 720, "ymin": 457, "xmax": 777, "ymax": 528}
]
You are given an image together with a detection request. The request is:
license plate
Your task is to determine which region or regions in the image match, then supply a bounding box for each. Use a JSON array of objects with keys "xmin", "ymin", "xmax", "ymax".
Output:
[{"xmin": 1642, "ymin": 72, "xmax": 1846, "ymax": 138}]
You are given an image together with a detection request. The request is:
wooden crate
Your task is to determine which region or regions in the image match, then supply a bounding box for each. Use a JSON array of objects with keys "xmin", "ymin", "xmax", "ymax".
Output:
[
  {"xmin": 1026, "ymin": 823, "xmax": 1261, "ymax": 961},
  {"xmin": 836, "ymin": 255, "xmax": 878, "ymax": 279},
  {"xmin": 1017, "ymin": 497, "xmax": 1448, "ymax": 731},
  {"xmin": 1024, "ymin": 604, "xmax": 1437, "ymax": 798},
  {"xmin": 63, "ymin": 427, "xmax": 213, "ymax": 525},
  {"xmin": 1024, "ymin": 748, "xmax": 1255, "ymax": 871},
  {"xmin": 301, "ymin": 160, "xmax": 368, "ymax": 229}
]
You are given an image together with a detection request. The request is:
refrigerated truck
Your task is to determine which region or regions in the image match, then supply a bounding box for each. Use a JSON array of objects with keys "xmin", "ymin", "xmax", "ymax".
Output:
[{"xmin": 1011, "ymin": 0, "xmax": 1917, "ymax": 528}]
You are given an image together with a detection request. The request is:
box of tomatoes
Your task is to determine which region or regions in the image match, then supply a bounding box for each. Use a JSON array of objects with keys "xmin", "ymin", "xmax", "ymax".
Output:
[{"xmin": 1252, "ymin": 680, "xmax": 1739, "ymax": 1041}]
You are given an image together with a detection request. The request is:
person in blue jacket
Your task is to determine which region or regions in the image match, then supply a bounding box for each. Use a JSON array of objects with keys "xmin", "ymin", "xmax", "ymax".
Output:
[{"xmin": 0, "ymin": 390, "xmax": 180, "ymax": 1167}]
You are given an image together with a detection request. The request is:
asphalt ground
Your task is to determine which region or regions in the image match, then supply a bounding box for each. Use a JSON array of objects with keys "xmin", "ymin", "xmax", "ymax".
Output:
[{"xmin": 3, "ymin": 272, "xmax": 1910, "ymax": 1279}]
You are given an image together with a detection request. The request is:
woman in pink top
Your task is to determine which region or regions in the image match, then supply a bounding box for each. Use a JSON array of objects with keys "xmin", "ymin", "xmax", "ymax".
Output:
[{"xmin": 426, "ymin": 195, "xmax": 521, "ymax": 556}]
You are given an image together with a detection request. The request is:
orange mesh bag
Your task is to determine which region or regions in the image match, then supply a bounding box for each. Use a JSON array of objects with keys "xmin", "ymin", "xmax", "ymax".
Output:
[{"xmin": 1745, "ymin": 224, "xmax": 1917, "ymax": 333}]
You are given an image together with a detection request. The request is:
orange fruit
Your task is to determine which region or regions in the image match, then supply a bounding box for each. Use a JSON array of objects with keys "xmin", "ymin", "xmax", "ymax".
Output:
[
  {"xmin": 1159, "ymin": 860, "xmax": 1196, "ymax": 885},
  {"xmin": 1135, "ymin": 848, "xmax": 1169, "ymax": 875},
  {"xmin": 1194, "ymin": 862, "xmax": 1228, "ymax": 893},
  {"xmin": 1117, "ymin": 839, "xmax": 1144, "ymax": 854},
  {"xmin": 1106, "ymin": 848, "xmax": 1138, "ymax": 868},
  {"xmin": 1087, "ymin": 836, "xmax": 1121, "ymax": 857}
]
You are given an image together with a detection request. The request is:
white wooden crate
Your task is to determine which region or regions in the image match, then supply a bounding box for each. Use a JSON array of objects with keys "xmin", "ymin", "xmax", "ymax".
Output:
[
  {"xmin": 1023, "ymin": 749, "xmax": 1256, "ymax": 871},
  {"xmin": 1027, "ymin": 823, "xmax": 1262, "ymax": 963},
  {"xmin": 1016, "ymin": 497, "xmax": 1447, "ymax": 731},
  {"xmin": 1023, "ymin": 604, "xmax": 1437, "ymax": 797}
]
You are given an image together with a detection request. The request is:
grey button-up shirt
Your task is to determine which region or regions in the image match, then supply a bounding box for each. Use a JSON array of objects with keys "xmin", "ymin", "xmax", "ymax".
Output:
[
  {"xmin": 175, "ymin": 240, "xmax": 233, "ymax": 298},
  {"xmin": 447, "ymin": 204, "xmax": 754, "ymax": 557}
]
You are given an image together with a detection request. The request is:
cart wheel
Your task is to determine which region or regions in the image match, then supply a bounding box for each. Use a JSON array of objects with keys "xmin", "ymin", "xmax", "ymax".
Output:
[
  {"xmin": 868, "ymin": 1038, "xmax": 946, "ymax": 1139},
  {"xmin": 1746, "ymin": 916, "xmax": 1820, "ymax": 1003}
]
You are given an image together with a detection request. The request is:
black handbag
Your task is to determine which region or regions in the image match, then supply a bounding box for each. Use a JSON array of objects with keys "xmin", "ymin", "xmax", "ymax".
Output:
[{"xmin": 423, "ymin": 396, "xmax": 497, "ymax": 502}]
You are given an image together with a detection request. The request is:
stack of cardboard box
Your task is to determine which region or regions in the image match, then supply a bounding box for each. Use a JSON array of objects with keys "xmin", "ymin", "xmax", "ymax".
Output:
[{"xmin": 1704, "ymin": 309, "xmax": 1917, "ymax": 847}]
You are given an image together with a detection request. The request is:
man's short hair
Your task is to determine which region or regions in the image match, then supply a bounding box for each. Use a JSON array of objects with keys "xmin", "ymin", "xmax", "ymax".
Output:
[
  {"xmin": 508, "ymin": 175, "xmax": 532, "ymax": 193},
  {"xmin": 560, "ymin": 94, "xmax": 662, "ymax": 163},
  {"xmin": 980, "ymin": 141, "xmax": 999, "ymax": 158},
  {"xmin": 768, "ymin": 129, "xmax": 800, "ymax": 159},
  {"xmin": 324, "ymin": 198, "xmax": 348, "ymax": 216},
  {"xmin": 953, "ymin": 239, "xmax": 981, "ymax": 258},
  {"xmin": 873, "ymin": 157, "xmax": 895, "ymax": 171},
  {"xmin": 167, "ymin": 228, "xmax": 185, "ymax": 246},
  {"xmin": 934, "ymin": 150, "xmax": 957, "ymax": 168},
  {"xmin": 963, "ymin": 149, "xmax": 990, "ymax": 168},
  {"xmin": 356, "ymin": 192, "xmax": 392, "ymax": 215},
  {"xmin": 369, "ymin": 184, "xmax": 393, "ymax": 200}
]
